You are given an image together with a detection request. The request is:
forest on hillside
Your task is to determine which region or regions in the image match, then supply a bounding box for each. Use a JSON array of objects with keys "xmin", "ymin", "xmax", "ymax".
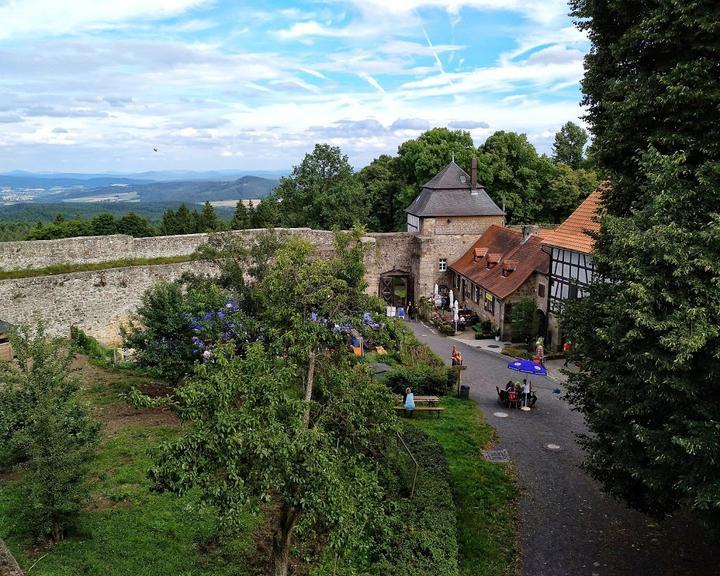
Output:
[{"xmin": 0, "ymin": 123, "xmax": 596, "ymax": 242}]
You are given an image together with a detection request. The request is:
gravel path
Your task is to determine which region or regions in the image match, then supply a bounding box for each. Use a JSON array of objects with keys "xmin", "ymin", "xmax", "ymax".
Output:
[{"xmin": 407, "ymin": 321, "xmax": 719, "ymax": 576}]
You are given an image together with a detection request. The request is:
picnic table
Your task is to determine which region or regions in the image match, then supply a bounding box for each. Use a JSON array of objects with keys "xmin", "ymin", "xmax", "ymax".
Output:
[{"xmin": 394, "ymin": 395, "xmax": 444, "ymax": 417}]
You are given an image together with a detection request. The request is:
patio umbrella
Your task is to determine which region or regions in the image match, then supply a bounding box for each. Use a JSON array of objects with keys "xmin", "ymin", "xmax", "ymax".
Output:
[
  {"xmin": 507, "ymin": 359, "xmax": 547, "ymax": 376},
  {"xmin": 434, "ymin": 283, "xmax": 438, "ymax": 296},
  {"xmin": 453, "ymin": 300, "xmax": 459, "ymax": 322},
  {"xmin": 449, "ymin": 290, "xmax": 454, "ymax": 309}
]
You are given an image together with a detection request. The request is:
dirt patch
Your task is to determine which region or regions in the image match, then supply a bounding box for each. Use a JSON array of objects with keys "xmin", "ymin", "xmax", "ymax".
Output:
[
  {"xmin": 86, "ymin": 493, "xmax": 132, "ymax": 512},
  {"xmin": 101, "ymin": 404, "xmax": 179, "ymax": 436}
]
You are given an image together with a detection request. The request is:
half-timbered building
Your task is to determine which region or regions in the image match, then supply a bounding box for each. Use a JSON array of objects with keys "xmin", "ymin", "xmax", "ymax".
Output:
[{"xmin": 540, "ymin": 185, "xmax": 605, "ymax": 349}]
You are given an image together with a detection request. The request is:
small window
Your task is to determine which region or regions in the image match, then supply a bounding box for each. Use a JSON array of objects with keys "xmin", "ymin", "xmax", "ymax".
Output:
[
  {"xmin": 568, "ymin": 284, "xmax": 579, "ymax": 300},
  {"xmin": 538, "ymin": 284, "xmax": 546, "ymax": 298},
  {"xmin": 439, "ymin": 258, "xmax": 447, "ymax": 272}
]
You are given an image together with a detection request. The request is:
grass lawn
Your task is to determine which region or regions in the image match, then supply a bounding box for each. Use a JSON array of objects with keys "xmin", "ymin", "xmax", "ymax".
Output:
[
  {"xmin": 409, "ymin": 396, "xmax": 519, "ymax": 576},
  {"xmin": 0, "ymin": 358, "xmax": 259, "ymax": 576}
]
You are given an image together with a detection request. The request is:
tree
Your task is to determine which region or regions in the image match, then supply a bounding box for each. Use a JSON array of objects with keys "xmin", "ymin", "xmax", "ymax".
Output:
[
  {"xmin": 479, "ymin": 131, "xmax": 554, "ymax": 224},
  {"xmin": 552, "ymin": 121, "xmax": 588, "ymax": 169},
  {"xmin": 0, "ymin": 324, "xmax": 99, "ymax": 542},
  {"xmin": 357, "ymin": 154, "xmax": 403, "ymax": 232},
  {"xmin": 91, "ymin": 213, "xmax": 117, "ymax": 236},
  {"xmin": 273, "ymin": 144, "xmax": 367, "ymax": 229},
  {"xmin": 231, "ymin": 200, "xmax": 250, "ymax": 230},
  {"xmin": 117, "ymin": 212, "xmax": 155, "ymax": 237},
  {"xmin": 572, "ymin": 0, "xmax": 720, "ymax": 215},
  {"xmin": 564, "ymin": 0, "xmax": 720, "ymax": 521},
  {"xmin": 198, "ymin": 201, "xmax": 218, "ymax": 232},
  {"xmin": 149, "ymin": 233, "xmax": 396, "ymax": 575},
  {"xmin": 251, "ymin": 196, "xmax": 281, "ymax": 228},
  {"xmin": 510, "ymin": 298, "xmax": 536, "ymax": 342},
  {"xmin": 394, "ymin": 128, "xmax": 479, "ymax": 224},
  {"xmin": 541, "ymin": 164, "xmax": 598, "ymax": 223}
]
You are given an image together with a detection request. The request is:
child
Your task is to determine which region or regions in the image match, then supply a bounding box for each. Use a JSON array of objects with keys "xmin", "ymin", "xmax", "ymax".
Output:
[{"xmin": 404, "ymin": 387, "xmax": 415, "ymax": 416}]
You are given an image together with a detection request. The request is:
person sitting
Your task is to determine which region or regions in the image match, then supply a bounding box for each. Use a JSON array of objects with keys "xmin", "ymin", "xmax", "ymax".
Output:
[
  {"xmin": 505, "ymin": 380, "xmax": 514, "ymax": 391},
  {"xmin": 404, "ymin": 387, "xmax": 415, "ymax": 416},
  {"xmin": 451, "ymin": 346, "xmax": 461, "ymax": 366}
]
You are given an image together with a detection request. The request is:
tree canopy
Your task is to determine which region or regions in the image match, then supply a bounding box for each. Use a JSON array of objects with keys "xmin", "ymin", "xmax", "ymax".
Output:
[
  {"xmin": 564, "ymin": 0, "xmax": 720, "ymax": 522},
  {"xmin": 552, "ymin": 121, "xmax": 588, "ymax": 169}
]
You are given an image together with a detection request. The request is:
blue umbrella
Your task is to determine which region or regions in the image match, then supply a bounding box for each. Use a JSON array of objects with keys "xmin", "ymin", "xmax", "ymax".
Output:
[{"xmin": 507, "ymin": 358, "xmax": 547, "ymax": 376}]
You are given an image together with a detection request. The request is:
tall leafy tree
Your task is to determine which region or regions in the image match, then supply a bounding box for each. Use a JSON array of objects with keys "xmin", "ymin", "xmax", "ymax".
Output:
[
  {"xmin": 573, "ymin": 0, "xmax": 720, "ymax": 215},
  {"xmin": 357, "ymin": 154, "xmax": 403, "ymax": 232},
  {"xmin": 91, "ymin": 213, "xmax": 117, "ymax": 236},
  {"xmin": 117, "ymin": 212, "xmax": 155, "ymax": 237},
  {"xmin": 565, "ymin": 0, "xmax": 720, "ymax": 521},
  {"xmin": 479, "ymin": 131, "xmax": 554, "ymax": 223},
  {"xmin": 394, "ymin": 128, "xmax": 478, "ymax": 220},
  {"xmin": 552, "ymin": 121, "xmax": 588, "ymax": 169},
  {"xmin": 149, "ymin": 234, "xmax": 396, "ymax": 575},
  {"xmin": 273, "ymin": 144, "xmax": 367, "ymax": 229}
]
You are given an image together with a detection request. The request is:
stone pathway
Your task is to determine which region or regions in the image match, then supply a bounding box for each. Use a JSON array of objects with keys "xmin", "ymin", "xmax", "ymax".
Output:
[{"xmin": 408, "ymin": 320, "xmax": 719, "ymax": 576}]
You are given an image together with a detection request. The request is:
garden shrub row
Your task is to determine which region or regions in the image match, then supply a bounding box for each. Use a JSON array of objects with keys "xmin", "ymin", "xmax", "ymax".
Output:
[
  {"xmin": 384, "ymin": 365, "xmax": 454, "ymax": 396},
  {"xmin": 373, "ymin": 425, "xmax": 459, "ymax": 576}
]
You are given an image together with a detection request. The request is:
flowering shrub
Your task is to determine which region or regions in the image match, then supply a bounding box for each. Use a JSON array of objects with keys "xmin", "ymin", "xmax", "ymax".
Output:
[{"xmin": 190, "ymin": 299, "xmax": 252, "ymax": 360}]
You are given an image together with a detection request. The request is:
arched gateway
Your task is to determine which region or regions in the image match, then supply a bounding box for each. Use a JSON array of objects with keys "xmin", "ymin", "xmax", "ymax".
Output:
[{"xmin": 379, "ymin": 269, "xmax": 414, "ymax": 308}]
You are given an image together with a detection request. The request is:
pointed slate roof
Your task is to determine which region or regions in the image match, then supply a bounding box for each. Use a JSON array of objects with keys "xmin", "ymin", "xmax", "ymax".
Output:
[{"xmin": 405, "ymin": 161, "xmax": 505, "ymax": 218}]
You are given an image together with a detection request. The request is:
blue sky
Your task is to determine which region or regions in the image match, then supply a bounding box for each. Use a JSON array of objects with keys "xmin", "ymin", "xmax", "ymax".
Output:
[{"xmin": 0, "ymin": 0, "xmax": 589, "ymax": 172}]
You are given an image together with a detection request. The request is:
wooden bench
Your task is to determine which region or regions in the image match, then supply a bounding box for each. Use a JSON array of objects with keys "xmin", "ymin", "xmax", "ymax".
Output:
[{"xmin": 394, "ymin": 406, "xmax": 446, "ymax": 418}]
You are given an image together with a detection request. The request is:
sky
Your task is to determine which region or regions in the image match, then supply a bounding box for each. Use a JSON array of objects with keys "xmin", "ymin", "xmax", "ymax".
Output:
[{"xmin": 0, "ymin": 0, "xmax": 589, "ymax": 173}]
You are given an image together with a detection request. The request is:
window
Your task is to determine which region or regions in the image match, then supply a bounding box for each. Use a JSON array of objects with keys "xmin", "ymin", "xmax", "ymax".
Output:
[
  {"xmin": 538, "ymin": 283, "xmax": 546, "ymax": 298},
  {"xmin": 438, "ymin": 258, "xmax": 447, "ymax": 272},
  {"xmin": 568, "ymin": 284, "xmax": 579, "ymax": 300}
]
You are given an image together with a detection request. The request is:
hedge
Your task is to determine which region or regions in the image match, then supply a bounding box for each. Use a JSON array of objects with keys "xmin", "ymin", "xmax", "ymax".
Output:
[
  {"xmin": 372, "ymin": 425, "xmax": 459, "ymax": 576},
  {"xmin": 384, "ymin": 365, "xmax": 454, "ymax": 396}
]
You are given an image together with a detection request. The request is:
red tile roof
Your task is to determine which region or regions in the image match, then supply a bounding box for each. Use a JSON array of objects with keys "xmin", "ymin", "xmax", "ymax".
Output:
[
  {"xmin": 449, "ymin": 225, "xmax": 549, "ymax": 300},
  {"xmin": 539, "ymin": 184, "xmax": 606, "ymax": 253}
]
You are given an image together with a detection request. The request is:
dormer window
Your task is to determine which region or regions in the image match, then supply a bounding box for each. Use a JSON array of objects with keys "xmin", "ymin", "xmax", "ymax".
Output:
[
  {"xmin": 473, "ymin": 247, "xmax": 488, "ymax": 262},
  {"xmin": 501, "ymin": 260, "xmax": 517, "ymax": 277},
  {"xmin": 486, "ymin": 253, "xmax": 501, "ymax": 269}
]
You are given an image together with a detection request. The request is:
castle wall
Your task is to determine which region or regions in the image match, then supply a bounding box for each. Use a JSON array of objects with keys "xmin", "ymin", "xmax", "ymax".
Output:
[{"xmin": 0, "ymin": 230, "xmax": 417, "ymax": 344}]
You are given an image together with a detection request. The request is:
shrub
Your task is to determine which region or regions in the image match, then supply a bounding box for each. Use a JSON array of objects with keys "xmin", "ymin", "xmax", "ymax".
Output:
[
  {"xmin": 510, "ymin": 298, "xmax": 535, "ymax": 342},
  {"xmin": 70, "ymin": 326, "xmax": 113, "ymax": 363},
  {"xmin": 501, "ymin": 345, "xmax": 533, "ymax": 360},
  {"xmin": 0, "ymin": 323, "xmax": 100, "ymax": 542},
  {"xmin": 372, "ymin": 425, "xmax": 459, "ymax": 576},
  {"xmin": 385, "ymin": 365, "xmax": 454, "ymax": 396}
]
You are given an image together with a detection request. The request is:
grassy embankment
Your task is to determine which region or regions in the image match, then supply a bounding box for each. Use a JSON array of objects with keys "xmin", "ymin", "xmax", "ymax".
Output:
[
  {"xmin": 0, "ymin": 255, "xmax": 196, "ymax": 281},
  {"xmin": 410, "ymin": 397, "xmax": 519, "ymax": 576},
  {"xmin": 0, "ymin": 360, "xmax": 258, "ymax": 576}
]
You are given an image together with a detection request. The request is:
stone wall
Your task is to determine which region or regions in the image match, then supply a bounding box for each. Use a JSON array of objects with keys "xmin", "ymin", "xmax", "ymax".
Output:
[
  {"xmin": 0, "ymin": 228, "xmax": 341, "ymax": 272},
  {"xmin": 0, "ymin": 230, "xmax": 417, "ymax": 344},
  {"xmin": 0, "ymin": 261, "xmax": 217, "ymax": 344}
]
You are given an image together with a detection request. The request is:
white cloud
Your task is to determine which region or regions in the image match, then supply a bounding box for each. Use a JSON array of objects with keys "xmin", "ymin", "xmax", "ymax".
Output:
[{"xmin": 0, "ymin": 0, "xmax": 211, "ymax": 40}]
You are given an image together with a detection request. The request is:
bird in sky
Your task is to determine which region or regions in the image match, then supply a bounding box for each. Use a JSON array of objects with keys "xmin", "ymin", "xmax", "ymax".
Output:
[{"xmin": 153, "ymin": 148, "xmax": 158, "ymax": 152}]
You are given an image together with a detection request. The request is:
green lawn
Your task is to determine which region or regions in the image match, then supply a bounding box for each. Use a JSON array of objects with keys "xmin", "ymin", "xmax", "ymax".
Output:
[
  {"xmin": 0, "ymin": 362, "xmax": 258, "ymax": 576},
  {"xmin": 409, "ymin": 397, "xmax": 520, "ymax": 576}
]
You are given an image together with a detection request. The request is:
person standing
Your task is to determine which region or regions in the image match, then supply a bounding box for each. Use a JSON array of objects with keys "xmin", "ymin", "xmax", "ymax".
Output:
[
  {"xmin": 563, "ymin": 341, "xmax": 571, "ymax": 367},
  {"xmin": 404, "ymin": 387, "xmax": 415, "ymax": 416},
  {"xmin": 522, "ymin": 378, "xmax": 531, "ymax": 408}
]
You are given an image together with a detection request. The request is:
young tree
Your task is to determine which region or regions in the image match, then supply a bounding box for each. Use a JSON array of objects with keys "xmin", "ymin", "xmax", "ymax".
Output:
[
  {"xmin": 149, "ymin": 233, "xmax": 396, "ymax": 575},
  {"xmin": 117, "ymin": 211, "xmax": 155, "ymax": 237},
  {"xmin": 251, "ymin": 196, "xmax": 281, "ymax": 228},
  {"xmin": 565, "ymin": 0, "xmax": 720, "ymax": 521},
  {"xmin": 91, "ymin": 213, "xmax": 117, "ymax": 236},
  {"xmin": 199, "ymin": 201, "xmax": 218, "ymax": 232},
  {"xmin": 0, "ymin": 324, "xmax": 100, "ymax": 542},
  {"xmin": 552, "ymin": 121, "xmax": 588, "ymax": 169},
  {"xmin": 230, "ymin": 200, "xmax": 250, "ymax": 230}
]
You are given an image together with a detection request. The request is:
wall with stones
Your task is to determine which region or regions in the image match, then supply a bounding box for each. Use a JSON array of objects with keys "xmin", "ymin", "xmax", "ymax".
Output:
[
  {"xmin": 0, "ymin": 230, "xmax": 417, "ymax": 344},
  {"xmin": 0, "ymin": 228, "xmax": 342, "ymax": 272},
  {"xmin": 0, "ymin": 261, "xmax": 218, "ymax": 345}
]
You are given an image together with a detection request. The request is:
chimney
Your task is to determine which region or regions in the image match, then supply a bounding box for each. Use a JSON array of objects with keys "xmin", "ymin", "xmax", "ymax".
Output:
[
  {"xmin": 471, "ymin": 157, "xmax": 477, "ymax": 190},
  {"xmin": 522, "ymin": 225, "xmax": 538, "ymax": 243}
]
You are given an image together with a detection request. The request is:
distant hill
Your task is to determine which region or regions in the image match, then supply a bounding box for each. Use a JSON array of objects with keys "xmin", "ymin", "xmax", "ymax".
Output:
[
  {"xmin": 49, "ymin": 176, "xmax": 277, "ymax": 203},
  {"xmin": 0, "ymin": 174, "xmax": 151, "ymax": 190}
]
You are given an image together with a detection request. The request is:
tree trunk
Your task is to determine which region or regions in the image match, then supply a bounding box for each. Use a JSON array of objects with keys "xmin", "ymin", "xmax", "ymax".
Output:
[
  {"xmin": 272, "ymin": 503, "xmax": 298, "ymax": 576},
  {"xmin": 303, "ymin": 349, "xmax": 316, "ymax": 427},
  {"xmin": 0, "ymin": 538, "xmax": 24, "ymax": 576}
]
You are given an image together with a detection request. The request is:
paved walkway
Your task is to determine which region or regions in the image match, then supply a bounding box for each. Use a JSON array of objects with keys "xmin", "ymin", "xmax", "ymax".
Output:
[{"xmin": 408, "ymin": 320, "xmax": 718, "ymax": 576}]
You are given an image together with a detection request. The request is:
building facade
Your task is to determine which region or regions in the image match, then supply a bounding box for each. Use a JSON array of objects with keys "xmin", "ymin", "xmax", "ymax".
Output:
[
  {"xmin": 448, "ymin": 225, "xmax": 549, "ymax": 341},
  {"xmin": 540, "ymin": 186, "xmax": 604, "ymax": 349},
  {"xmin": 396, "ymin": 160, "xmax": 505, "ymax": 307}
]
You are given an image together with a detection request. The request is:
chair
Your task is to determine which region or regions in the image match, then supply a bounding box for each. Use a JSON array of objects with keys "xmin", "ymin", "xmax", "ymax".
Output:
[
  {"xmin": 507, "ymin": 390, "xmax": 520, "ymax": 409},
  {"xmin": 496, "ymin": 386, "xmax": 509, "ymax": 407}
]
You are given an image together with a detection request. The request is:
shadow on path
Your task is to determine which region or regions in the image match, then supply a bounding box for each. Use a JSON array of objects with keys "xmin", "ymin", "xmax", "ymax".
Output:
[{"xmin": 407, "ymin": 321, "xmax": 719, "ymax": 576}]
